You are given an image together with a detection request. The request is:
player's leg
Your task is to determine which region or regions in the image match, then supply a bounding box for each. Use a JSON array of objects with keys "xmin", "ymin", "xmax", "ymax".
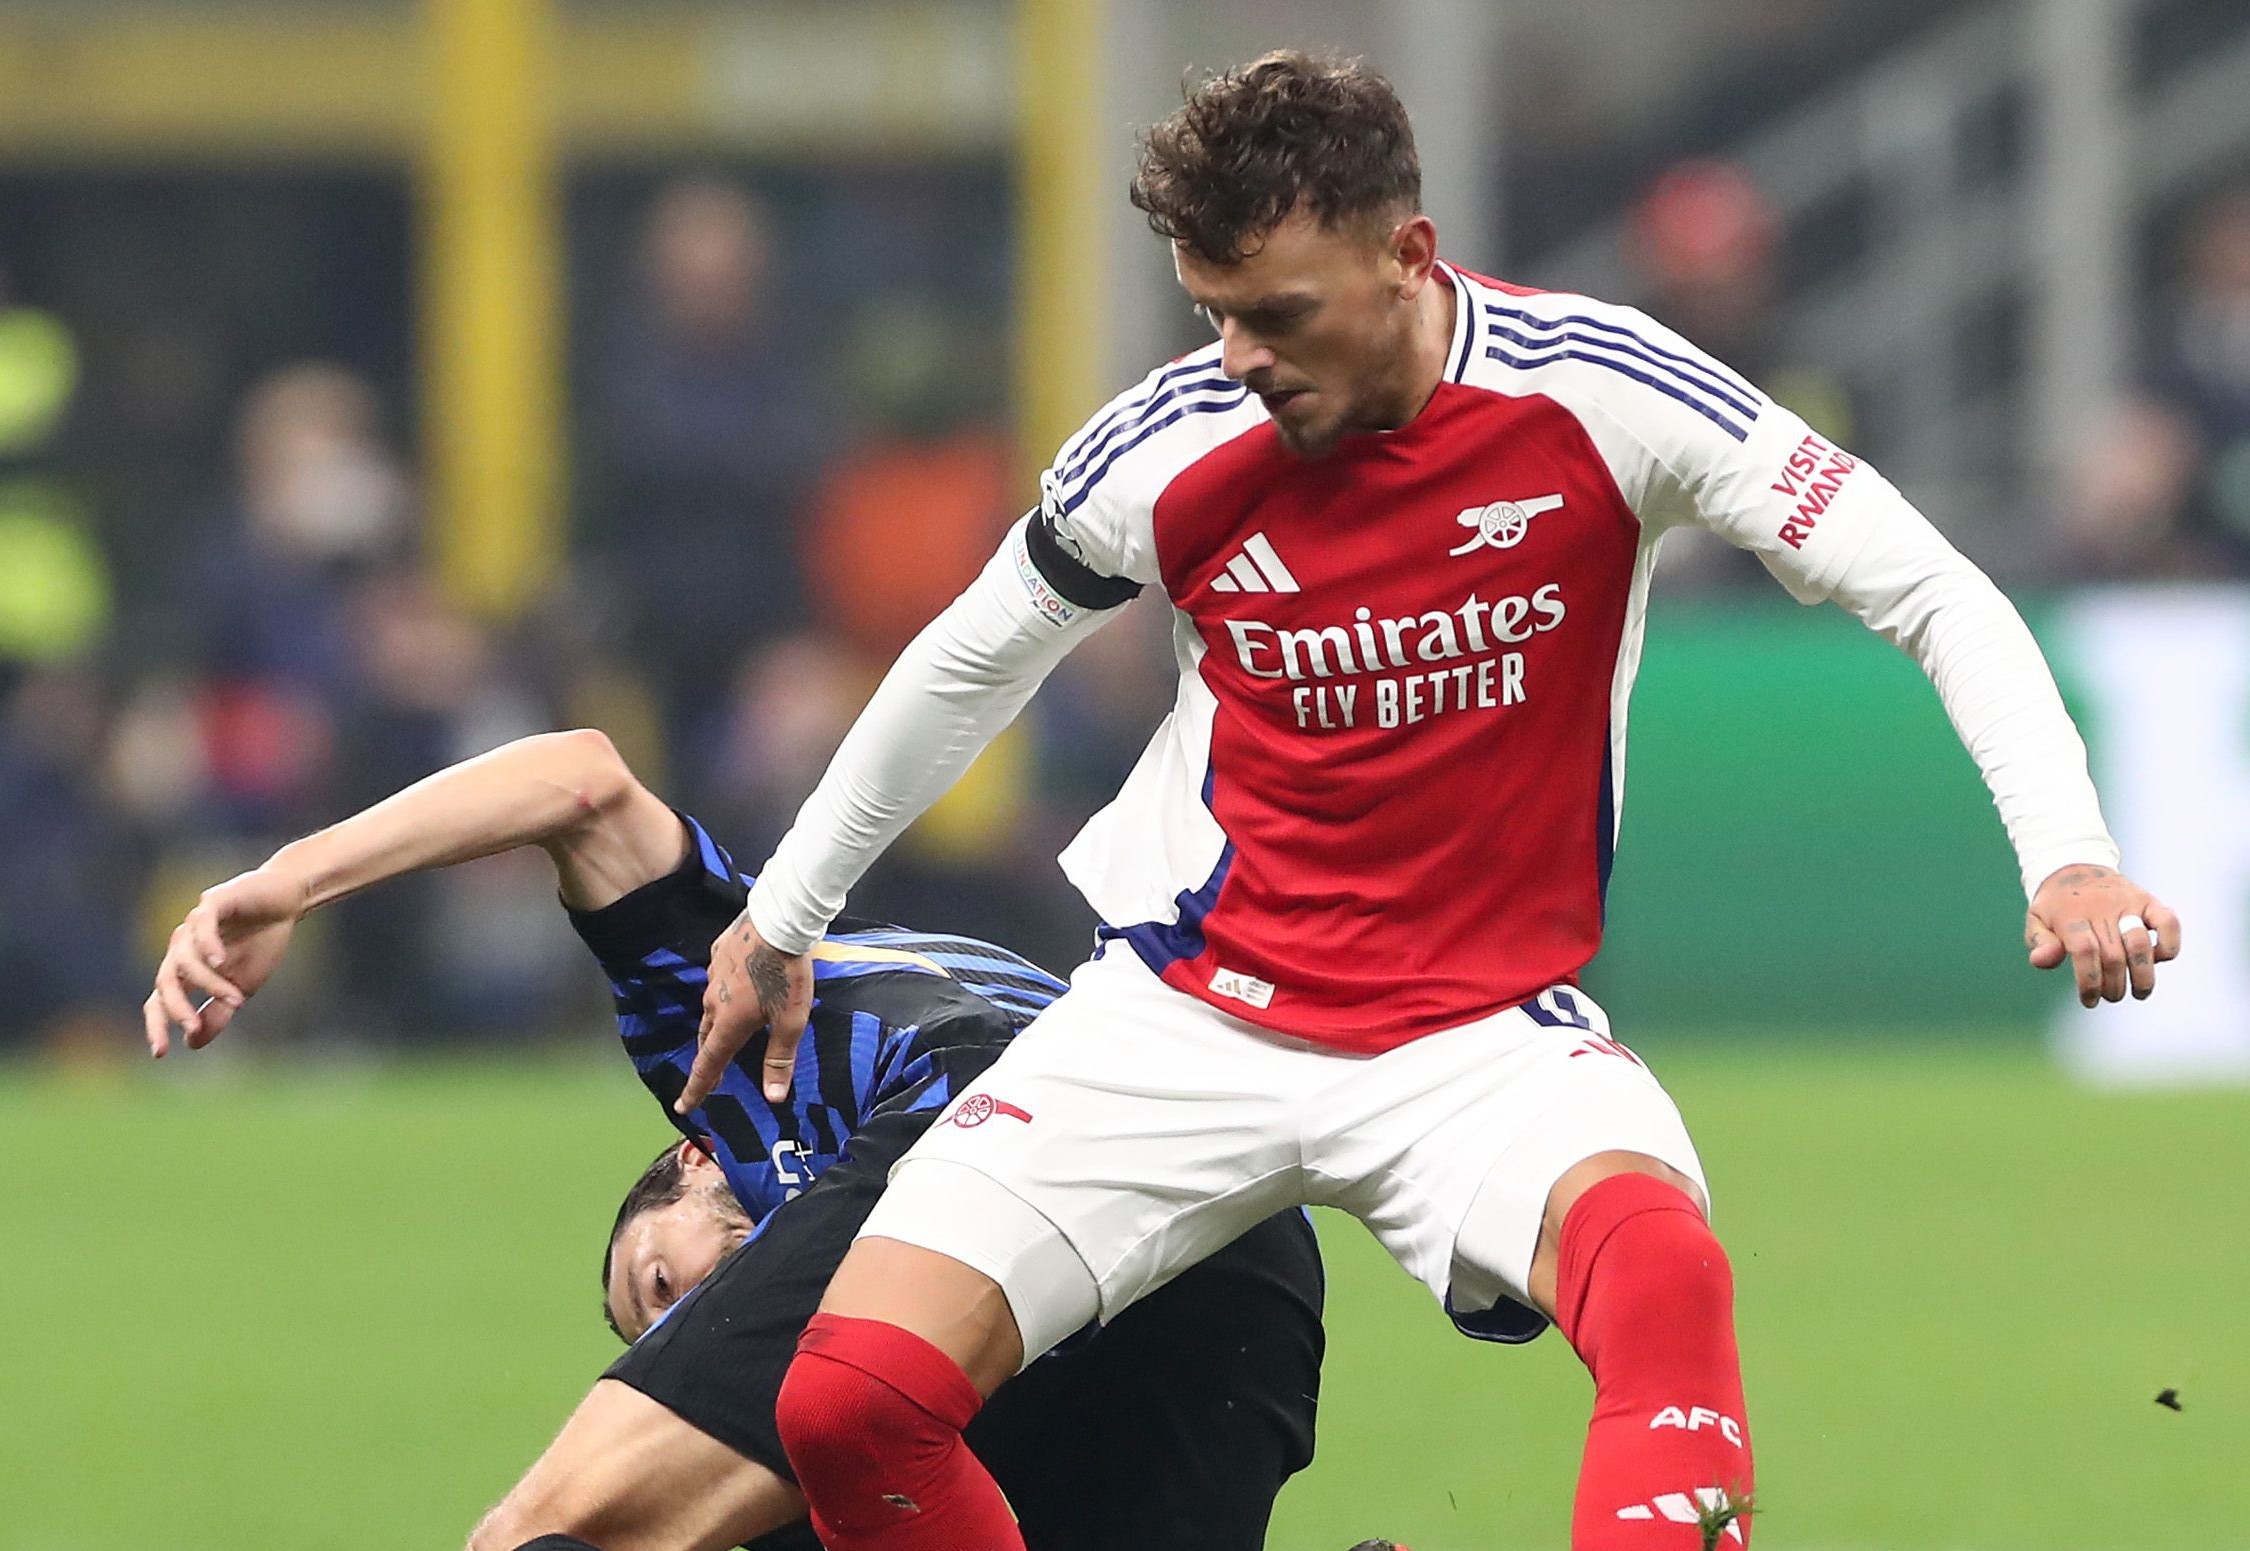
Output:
[
  {"xmin": 1312, "ymin": 988, "xmax": 1750, "ymax": 1548},
  {"xmin": 970, "ymin": 1206, "xmax": 1325, "ymax": 1551},
  {"xmin": 1523, "ymin": 1151, "xmax": 1750, "ymax": 1550},
  {"xmin": 769, "ymin": 1091, "xmax": 1106, "ymax": 1551},
  {"xmin": 776, "ymin": 1234, "xmax": 1043, "ymax": 1551},
  {"xmin": 775, "ymin": 947, "xmax": 1309, "ymax": 1551},
  {"xmin": 1456, "ymin": 1051, "xmax": 1750, "ymax": 1550},
  {"xmin": 466, "ymin": 1379, "xmax": 798, "ymax": 1551}
]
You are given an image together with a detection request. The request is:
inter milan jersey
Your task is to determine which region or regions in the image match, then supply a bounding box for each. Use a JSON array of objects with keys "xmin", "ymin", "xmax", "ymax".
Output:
[{"xmin": 569, "ymin": 813, "xmax": 1068, "ymax": 1221}]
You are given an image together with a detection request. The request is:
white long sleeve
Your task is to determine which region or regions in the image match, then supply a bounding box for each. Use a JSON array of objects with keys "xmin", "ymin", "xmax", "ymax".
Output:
[
  {"xmin": 1813, "ymin": 491, "xmax": 2118, "ymax": 899},
  {"xmin": 745, "ymin": 519, "xmax": 1116, "ymax": 952}
]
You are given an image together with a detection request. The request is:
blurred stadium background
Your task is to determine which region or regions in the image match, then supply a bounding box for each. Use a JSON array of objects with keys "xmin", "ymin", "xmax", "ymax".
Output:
[{"xmin": 3, "ymin": 1, "xmax": 2247, "ymax": 1546}]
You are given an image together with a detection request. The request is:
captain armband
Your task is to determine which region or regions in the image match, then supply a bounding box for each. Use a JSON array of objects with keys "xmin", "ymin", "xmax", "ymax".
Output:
[{"xmin": 1014, "ymin": 510, "xmax": 1143, "ymax": 628}]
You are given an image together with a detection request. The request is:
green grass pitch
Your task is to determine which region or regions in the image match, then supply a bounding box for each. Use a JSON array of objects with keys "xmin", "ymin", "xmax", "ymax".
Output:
[{"xmin": 4, "ymin": 1043, "xmax": 2245, "ymax": 1550}]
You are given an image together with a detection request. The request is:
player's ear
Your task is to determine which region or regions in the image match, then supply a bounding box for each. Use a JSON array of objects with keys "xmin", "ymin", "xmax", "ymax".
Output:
[
  {"xmin": 677, "ymin": 1135, "xmax": 719, "ymax": 1176},
  {"xmin": 1390, "ymin": 214, "xmax": 1438, "ymax": 293}
]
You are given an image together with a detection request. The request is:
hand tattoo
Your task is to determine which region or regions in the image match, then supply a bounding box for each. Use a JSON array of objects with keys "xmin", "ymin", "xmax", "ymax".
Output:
[{"xmin": 748, "ymin": 946, "xmax": 791, "ymax": 1017}]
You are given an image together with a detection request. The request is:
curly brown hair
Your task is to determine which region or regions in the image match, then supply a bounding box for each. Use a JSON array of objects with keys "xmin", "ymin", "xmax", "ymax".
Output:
[{"xmin": 1130, "ymin": 50, "xmax": 1422, "ymax": 264}]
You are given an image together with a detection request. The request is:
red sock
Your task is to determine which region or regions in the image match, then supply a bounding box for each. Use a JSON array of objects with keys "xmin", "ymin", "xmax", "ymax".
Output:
[
  {"xmin": 1554, "ymin": 1174, "xmax": 1755, "ymax": 1548},
  {"xmin": 775, "ymin": 1313, "xmax": 1025, "ymax": 1551}
]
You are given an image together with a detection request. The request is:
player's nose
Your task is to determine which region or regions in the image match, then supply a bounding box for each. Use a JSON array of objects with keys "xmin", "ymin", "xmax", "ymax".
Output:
[{"xmin": 1218, "ymin": 322, "xmax": 1276, "ymax": 381}]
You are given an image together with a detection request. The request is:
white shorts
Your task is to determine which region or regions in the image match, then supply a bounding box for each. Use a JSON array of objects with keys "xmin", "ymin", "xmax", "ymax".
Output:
[{"xmin": 858, "ymin": 946, "xmax": 1707, "ymax": 1361}]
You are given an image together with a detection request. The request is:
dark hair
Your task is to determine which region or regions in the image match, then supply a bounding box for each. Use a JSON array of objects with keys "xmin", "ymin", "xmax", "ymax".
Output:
[
  {"xmin": 600, "ymin": 1138, "xmax": 699, "ymax": 1340},
  {"xmin": 1130, "ymin": 50, "xmax": 1422, "ymax": 264}
]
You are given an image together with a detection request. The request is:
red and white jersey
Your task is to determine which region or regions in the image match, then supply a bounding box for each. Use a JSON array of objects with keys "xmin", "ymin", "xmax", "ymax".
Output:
[
  {"xmin": 748, "ymin": 263, "xmax": 2116, "ymax": 1056},
  {"xmin": 1035, "ymin": 264, "xmax": 1948, "ymax": 1049}
]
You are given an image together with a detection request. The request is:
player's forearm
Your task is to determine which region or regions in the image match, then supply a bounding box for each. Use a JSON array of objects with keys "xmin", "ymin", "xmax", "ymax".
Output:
[
  {"xmin": 1826, "ymin": 503, "xmax": 2119, "ymax": 896},
  {"xmin": 748, "ymin": 529, "xmax": 1106, "ymax": 952},
  {"xmin": 265, "ymin": 730, "xmax": 638, "ymax": 911}
]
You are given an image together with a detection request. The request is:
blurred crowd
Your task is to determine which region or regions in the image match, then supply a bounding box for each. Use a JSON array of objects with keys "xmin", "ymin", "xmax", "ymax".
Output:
[
  {"xmin": 5, "ymin": 49, "xmax": 2250, "ymax": 1052},
  {"xmin": 2065, "ymin": 187, "xmax": 2250, "ymax": 578},
  {"xmin": 0, "ymin": 171, "xmax": 1173, "ymax": 1052}
]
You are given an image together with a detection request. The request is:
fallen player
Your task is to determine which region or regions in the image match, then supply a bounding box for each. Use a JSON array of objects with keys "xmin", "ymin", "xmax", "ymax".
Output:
[{"xmin": 146, "ymin": 729, "xmax": 1324, "ymax": 1551}]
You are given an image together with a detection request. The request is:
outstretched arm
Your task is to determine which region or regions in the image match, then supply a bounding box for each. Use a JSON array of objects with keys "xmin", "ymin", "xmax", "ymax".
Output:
[
  {"xmin": 1542, "ymin": 296, "xmax": 2185, "ymax": 1008},
  {"xmin": 144, "ymin": 729, "xmax": 684, "ymax": 1054},
  {"xmin": 1655, "ymin": 396, "xmax": 2176, "ymax": 1001},
  {"xmin": 1814, "ymin": 502, "xmax": 2181, "ymax": 1004}
]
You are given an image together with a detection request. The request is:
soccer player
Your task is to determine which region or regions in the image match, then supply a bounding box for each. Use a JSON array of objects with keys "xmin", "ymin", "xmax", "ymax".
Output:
[
  {"xmin": 683, "ymin": 51, "xmax": 2185, "ymax": 1551},
  {"xmin": 143, "ymin": 729, "xmax": 1323, "ymax": 1551}
]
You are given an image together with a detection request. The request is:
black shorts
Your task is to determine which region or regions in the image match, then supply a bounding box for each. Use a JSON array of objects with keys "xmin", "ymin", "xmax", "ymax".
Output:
[{"xmin": 607, "ymin": 1106, "xmax": 1325, "ymax": 1551}]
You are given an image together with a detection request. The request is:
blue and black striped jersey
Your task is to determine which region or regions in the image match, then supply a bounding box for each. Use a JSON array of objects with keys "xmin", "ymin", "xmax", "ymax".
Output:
[{"xmin": 569, "ymin": 813, "xmax": 1068, "ymax": 1222}]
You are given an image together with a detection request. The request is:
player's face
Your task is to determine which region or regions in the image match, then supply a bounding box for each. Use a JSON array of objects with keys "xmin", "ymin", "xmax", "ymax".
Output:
[
  {"xmin": 1176, "ymin": 206, "xmax": 1439, "ymax": 458},
  {"xmin": 605, "ymin": 1147, "xmax": 754, "ymax": 1342}
]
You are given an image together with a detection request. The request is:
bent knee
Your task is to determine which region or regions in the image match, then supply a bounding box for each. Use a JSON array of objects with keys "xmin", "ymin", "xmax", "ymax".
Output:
[
  {"xmin": 1592, "ymin": 1181, "xmax": 1736, "ymax": 1325},
  {"xmin": 778, "ymin": 1313, "xmax": 987, "ymax": 1518},
  {"xmin": 775, "ymin": 1348, "xmax": 909, "ymax": 1484},
  {"xmin": 1632, "ymin": 1195, "xmax": 1734, "ymax": 1295}
]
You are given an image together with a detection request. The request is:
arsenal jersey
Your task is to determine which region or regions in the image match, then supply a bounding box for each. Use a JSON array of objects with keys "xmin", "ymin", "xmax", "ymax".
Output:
[
  {"xmin": 748, "ymin": 262, "xmax": 2114, "ymax": 1057},
  {"xmin": 1022, "ymin": 263, "xmax": 1883, "ymax": 1050}
]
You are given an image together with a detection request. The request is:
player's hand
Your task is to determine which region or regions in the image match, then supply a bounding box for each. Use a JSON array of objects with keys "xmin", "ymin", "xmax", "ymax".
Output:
[
  {"xmin": 143, "ymin": 866, "xmax": 308, "ymax": 1057},
  {"xmin": 686, "ymin": 909, "xmax": 814, "ymax": 1110},
  {"xmin": 2025, "ymin": 863, "xmax": 2180, "ymax": 1007}
]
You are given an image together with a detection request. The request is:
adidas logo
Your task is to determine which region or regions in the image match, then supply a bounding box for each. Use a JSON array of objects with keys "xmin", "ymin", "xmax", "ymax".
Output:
[
  {"xmin": 1615, "ymin": 1486, "xmax": 1746, "ymax": 1542},
  {"xmin": 1208, "ymin": 966, "xmax": 1276, "ymax": 1009},
  {"xmin": 1210, "ymin": 531, "xmax": 1300, "ymax": 594}
]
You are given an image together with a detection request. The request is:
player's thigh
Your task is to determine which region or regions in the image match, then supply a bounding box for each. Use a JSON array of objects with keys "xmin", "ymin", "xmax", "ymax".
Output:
[
  {"xmin": 817, "ymin": 1227, "xmax": 1044, "ymax": 1396},
  {"xmin": 468, "ymin": 1379, "xmax": 797, "ymax": 1551},
  {"xmin": 849, "ymin": 947, "xmax": 1311, "ymax": 1364},
  {"xmin": 967, "ymin": 1208, "xmax": 1326, "ymax": 1551},
  {"xmin": 1309, "ymin": 986, "xmax": 1707, "ymax": 1331}
]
